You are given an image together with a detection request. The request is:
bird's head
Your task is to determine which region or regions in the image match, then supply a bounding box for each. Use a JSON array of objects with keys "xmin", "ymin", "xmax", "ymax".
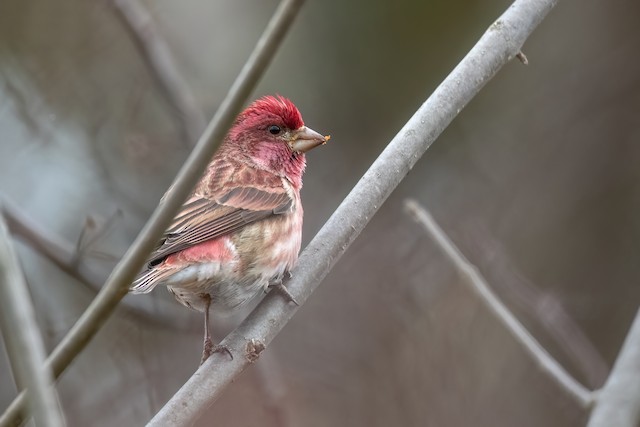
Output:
[{"xmin": 226, "ymin": 95, "xmax": 329, "ymax": 187}]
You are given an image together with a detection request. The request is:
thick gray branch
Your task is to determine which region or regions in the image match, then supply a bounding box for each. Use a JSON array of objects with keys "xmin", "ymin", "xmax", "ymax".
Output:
[
  {"xmin": 587, "ymin": 309, "xmax": 640, "ymax": 427},
  {"xmin": 147, "ymin": 0, "xmax": 561, "ymax": 425},
  {"xmin": 0, "ymin": 211, "xmax": 66, "ymax": 427},
  {"xmin": 0, "ymin": 0, "xmax": 305, "ymax": 425},
  {"xmin": 404, "ymin": 200, "xmax": 595, "ymax": 408}
]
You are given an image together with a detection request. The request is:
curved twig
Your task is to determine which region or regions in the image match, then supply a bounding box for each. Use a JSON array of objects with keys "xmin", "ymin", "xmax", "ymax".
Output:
[{"xmin": 146, "ymin": 1, "xmax": 561, "ymax": 424}]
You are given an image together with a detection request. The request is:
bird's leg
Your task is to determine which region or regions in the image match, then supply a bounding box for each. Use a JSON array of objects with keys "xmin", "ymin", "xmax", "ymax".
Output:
[
  {"xmin": 200, "ymin": 294, "xmax": 233, "ymax": 365},
  {"xmin": 201, "ymin": 294, "xmax": 213, "ymax": 364},
  {"xmin": 268, "ymin": 276, "xmax": 299, "ymax": 306}
]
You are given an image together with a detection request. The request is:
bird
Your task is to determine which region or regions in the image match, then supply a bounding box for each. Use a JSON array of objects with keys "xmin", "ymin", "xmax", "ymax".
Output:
[{"xmin": 130, "ymin": 95, "xmax": 329, "ymax": 363}]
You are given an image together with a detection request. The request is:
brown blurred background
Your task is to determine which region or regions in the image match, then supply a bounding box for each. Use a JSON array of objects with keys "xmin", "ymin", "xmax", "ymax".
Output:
[{"xmin": 1, "ymin": 0, "xmax": 639, "ymax": 426}]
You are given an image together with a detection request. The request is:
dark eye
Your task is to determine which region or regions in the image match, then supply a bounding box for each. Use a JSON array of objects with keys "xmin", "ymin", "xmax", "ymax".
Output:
[{"xmin": 268, "ymin": 125, "xmax": 281, "ymax": 135}]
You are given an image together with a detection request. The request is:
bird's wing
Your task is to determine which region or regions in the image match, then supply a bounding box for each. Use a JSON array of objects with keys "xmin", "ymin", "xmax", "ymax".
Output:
[{"xmin": 145, "ymin": 185, "xmax": 293, "ymax": 266}]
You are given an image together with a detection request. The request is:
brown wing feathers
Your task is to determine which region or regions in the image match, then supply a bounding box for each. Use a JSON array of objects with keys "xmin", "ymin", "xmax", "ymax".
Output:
[
  {"xmin": 131, "ymin": 155, "xmax": 295, "ymax": 292},
  {"xmin": 144, "ymin": 187, "xmax": 293, "ymax": 267}
]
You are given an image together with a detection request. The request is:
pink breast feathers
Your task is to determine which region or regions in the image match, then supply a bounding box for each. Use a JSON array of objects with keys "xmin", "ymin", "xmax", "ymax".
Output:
[{"xmin": 165, "ymin": 237, "xmax": 237, "ymax": 265}]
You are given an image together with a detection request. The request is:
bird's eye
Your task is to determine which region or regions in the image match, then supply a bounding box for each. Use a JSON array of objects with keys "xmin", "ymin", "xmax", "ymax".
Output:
[{"xmin": 268, "ymin": 125, "xmax": 281, "ymax": 135}]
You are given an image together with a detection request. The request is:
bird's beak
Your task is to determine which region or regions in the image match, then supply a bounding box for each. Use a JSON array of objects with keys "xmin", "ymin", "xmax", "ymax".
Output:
[{"xmin": 289, "ymin": 126, "xmax": 330, "ymax": 153}]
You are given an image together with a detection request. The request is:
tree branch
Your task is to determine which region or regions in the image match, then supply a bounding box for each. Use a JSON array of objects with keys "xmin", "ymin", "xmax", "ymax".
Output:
[
  {"xmin": 0, "ymin": 210, "xmax": 66, "ymax": 427},
  {"xmin": 0, "ymin": 0, "xmax": 305, "ymax": 425},
  {"xmin": 464, "ymin": 223, "xmax": 609, "ymax": 387},
  {"xmin": 1, "ymin": 198, "xmax": 104, "ymax": 290},
  {"xmin": 146, "ymin": 1, "xmax": 561, "ymax": 424},
  {"xmin": 404, "ymin": 200, "xmax": 595, "ymax": 407},
  {"xmin": 0, "ymin": 197, "xmax": 192, "ymax": 331},
  {"xmin": 111, "ymin": 0, "xmax": 207, "ymax": 146},
  {"xmin": 587, "ymin": 309, "xmax": 640, "ymax": 427}
]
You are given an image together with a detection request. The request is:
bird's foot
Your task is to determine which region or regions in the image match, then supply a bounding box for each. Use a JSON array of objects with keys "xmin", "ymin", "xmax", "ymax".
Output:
[
  {"xmin": 200, "ymin": 337, "xmax": 233, "ymax": 365},
  {"xmin": 268, "ymin": 281, "xmax": 299, "ymax": 306}
]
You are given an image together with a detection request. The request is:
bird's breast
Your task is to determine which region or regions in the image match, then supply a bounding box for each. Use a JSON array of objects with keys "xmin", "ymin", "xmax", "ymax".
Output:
[
  {"xmin": 236, "ymin": 202, "xmax": 303, "ymax": 278},
  {"xmin": 169, "ymin": 208, "xmax": 303, "ymax": 313}
]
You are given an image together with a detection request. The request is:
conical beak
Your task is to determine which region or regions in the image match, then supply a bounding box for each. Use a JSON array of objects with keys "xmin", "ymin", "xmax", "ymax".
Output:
[{"xmin": 289, "ymin": 126, "xmax": 330, "ymax": 153}]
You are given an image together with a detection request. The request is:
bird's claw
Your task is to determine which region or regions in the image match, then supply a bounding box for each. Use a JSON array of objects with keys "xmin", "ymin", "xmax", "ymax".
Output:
[
  {"xmin": 201, "ymin": 338, "xmax": 233, "ymax": 365},
  {"xmin": 268, "ymin": 281, "xmax": 299, "ymax": 306}
]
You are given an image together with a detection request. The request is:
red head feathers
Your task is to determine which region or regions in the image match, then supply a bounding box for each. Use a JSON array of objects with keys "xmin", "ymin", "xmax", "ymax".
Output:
[
  {"xmin": 232, "ymin": 95, "xmax": 304, "ymax": 136},
  {"xmin": 244, "ymin": 95, "xmax": 304, "ymax": 129},
  {"xmin": 222, "ymin": 95, "xmax": 327, "ymax": 187}
]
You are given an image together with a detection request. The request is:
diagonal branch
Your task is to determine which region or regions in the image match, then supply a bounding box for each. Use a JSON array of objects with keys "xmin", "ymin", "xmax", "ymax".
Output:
[
  {"xmin": 0, "ymin": 210, "xmax": 66, "ymax": 427},
  {"xmin": 111, "ymin": 0, "xmax": 207, "ymax": 145},
  {"xmin": 1, "ymin": 198, "xmax": 105, "ymax": 290},
  {"xmin": 0, "ymin": 197, "xmax": 191, "ymax": 331},
  {"xmin": 464, "ymin": 223, "xmax": 609, "ymax": 387},
  {"xmin": 404, "ymin": 199, "xmax": 595, "ymax": 408},
  {"xmin": 0, "ymin": 0, "xmax": 305, "ymax": 425},
  {"xmin": 146, "ymin": 1, "xmax": 562, "ymax": 424},
  {"xmin": 587, "ymin": 309, "xmax": 640, "ymax": 427}
]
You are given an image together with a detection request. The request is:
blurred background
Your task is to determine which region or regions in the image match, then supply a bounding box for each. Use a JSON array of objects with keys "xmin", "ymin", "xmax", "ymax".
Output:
[{"xmin": 0, "ymin": 0, "xmax": 639, "ymax": 425}]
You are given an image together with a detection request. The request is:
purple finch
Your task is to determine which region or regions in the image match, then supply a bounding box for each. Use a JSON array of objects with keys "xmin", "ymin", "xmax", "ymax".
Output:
[{"xmin": 131, "ymin": 95, "xmax": 328, "ymax": 362}]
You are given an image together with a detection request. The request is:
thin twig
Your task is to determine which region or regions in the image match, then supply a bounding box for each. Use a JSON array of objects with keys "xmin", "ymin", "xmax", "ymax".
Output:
[
  {"xmin": 146, "ymin": 1, "xmax": 561, "ymax": 424},
  {"xmin": 1, "ymin": 198, "xmax": 104, "ymax": 288},
  {"xmin": 587, "ymin": 309, "xmax": 640, "ymax": 427},
  {"xmin": 112, "ymin": 0, "xmax": 207, "ymax": 145},
  {"xmin": 0, "ymin": 197, "xmax": 191, "ymax": 331},
  {"xmin": 464, "ymin": 222, "xmax": 609, "ymax": 387},
  {"xmin": 73, "ymin": 210, "xmax": 121, "ymax": 260},
  {"xmin": 0, "ymin": 0, "xmax": 305, "ymax": 424},
  {"xmin": 0, "ymin": 210, "xmax": 66, "ymax": 427},
  {"xmin": 404, "ymin": 199, "xmax": 595, "ymax": 408},
  {"xmin": 516, "ymin": 51, "xmax": 529, "ymax": 64}
]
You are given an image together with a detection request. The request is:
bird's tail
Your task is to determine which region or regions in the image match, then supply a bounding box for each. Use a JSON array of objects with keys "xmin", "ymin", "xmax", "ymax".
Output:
[{"xmin": 130, "ymin": 268, "xmax": 167, "ymax": 294}]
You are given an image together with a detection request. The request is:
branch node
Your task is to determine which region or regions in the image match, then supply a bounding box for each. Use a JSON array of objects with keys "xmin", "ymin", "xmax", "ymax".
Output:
[
  {"xmin": 246, "ymin": 339, "xmax": 266, "ymax": 363},
  {"xmin": 516, "ymin": 50, "xmax": 529, "ymax": 65}
]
